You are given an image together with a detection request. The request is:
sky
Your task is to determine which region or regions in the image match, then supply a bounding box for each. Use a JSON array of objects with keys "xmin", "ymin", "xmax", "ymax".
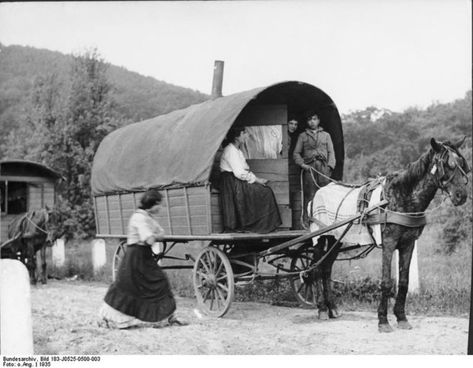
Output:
[{"xmin": 0, "ymin": 0, "xmax": 471, "ymax": 114}]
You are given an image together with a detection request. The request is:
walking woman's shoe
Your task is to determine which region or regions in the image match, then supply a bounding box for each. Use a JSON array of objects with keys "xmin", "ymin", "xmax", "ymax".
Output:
[{"xmin": 168, "ymin": 314, "xmax": 189, "ymax": 326}]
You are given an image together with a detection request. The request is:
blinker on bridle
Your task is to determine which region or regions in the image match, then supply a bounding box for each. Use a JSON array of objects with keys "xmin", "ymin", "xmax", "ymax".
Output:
[{"xmin": 431, "ymin": 144, "xmax": 470, "ymax": 192}]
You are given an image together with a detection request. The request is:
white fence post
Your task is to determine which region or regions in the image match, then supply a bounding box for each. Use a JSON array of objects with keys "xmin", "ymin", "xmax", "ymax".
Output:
[
  {"xmin": 52, "ymin": 238, "xmax": 65, "ymax": 268},
  {"xmin": 393, "ymin": 241, "xmax": 420, "ymax": 294},
  {"xmin": 0, "ymin": 259, "xmax": 34, "ymax": 355},
  {"xmin": 92, "ymin": 238, "xmax": 106, "ymax": 272},
  {"xmin": 409, "ymin": 242, "xmax": 420, "ymax": 293}
]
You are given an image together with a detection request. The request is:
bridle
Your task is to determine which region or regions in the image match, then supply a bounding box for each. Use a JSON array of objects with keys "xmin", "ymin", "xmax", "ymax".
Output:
[{"xmin": 431, "ymin": 144, "xmax": 470, "ymax": 195}]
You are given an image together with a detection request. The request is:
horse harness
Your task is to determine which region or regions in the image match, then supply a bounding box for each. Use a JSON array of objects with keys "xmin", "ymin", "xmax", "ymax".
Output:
[{"xmin": 358, "ymin": 179, "xmax": 427, "ymax": 228}]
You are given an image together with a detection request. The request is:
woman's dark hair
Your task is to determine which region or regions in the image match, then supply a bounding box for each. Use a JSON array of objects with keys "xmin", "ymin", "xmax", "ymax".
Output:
[
  {"xmin": 139, "ymin": 189, "xmax": 162, "ymax": 210},
  {"xmin": 223, "ymin": 126, "xmax": 246, "ymax": 146}
]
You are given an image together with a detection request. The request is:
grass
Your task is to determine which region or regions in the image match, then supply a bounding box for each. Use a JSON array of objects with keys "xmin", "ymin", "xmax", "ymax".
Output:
[{"xmin": 44, "ymin": 225, "xmax": 471, "ymax": 316}]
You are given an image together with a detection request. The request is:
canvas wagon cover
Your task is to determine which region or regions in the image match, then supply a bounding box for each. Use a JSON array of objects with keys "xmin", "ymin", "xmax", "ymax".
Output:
[
  {"xmin": 91, "ymin": 87, "xmax": 266, "ymax": 195},
  {"xmin": 91, "ymin": 81, "xmax": 344, "ymax": 196}
]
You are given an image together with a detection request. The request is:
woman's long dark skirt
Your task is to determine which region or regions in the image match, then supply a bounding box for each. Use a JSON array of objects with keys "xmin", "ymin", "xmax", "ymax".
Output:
[
  {"xmin": 220, "ymin": 172, "xmax": 282, "ymax": 233},
  {"xmin": 104, "ymin": 244, "xmax": 176, "ymax": 322}
]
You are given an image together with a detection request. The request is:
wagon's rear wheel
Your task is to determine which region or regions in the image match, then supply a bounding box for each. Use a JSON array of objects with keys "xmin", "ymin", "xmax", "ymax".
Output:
[
  {"xmin": 290, "ymin": 248, "xmax": 318, "ymax": 308},
  {"xmin": 112, "ymin": 241, "xmax": 126, "ymax": 282},
  {"xmin": 193, "ymin": 246, "xmax": 234, "ymax": 317}
]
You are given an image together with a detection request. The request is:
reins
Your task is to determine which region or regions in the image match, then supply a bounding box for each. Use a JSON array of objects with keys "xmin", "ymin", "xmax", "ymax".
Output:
[{"xmin": 25, "ymin": 212, "xmax": 49, "ymax": 235}]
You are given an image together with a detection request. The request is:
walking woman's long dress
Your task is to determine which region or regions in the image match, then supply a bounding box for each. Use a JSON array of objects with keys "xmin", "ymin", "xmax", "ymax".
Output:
[
  {"xmin": 99, "ymin": 209, "xmax": 176, "ymax": 328},
  {"xmin": 220, "ymin": 143, "xmax": 282, "ymax": 233}
]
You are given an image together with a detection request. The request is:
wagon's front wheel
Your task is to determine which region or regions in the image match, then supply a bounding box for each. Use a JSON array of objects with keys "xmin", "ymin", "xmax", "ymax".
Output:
[
  {"xmin": 112, "ymin": 240, "xmax": 126, "ymax": 282},
  {"xmin": 289, "ymin": 249, "xmax": 318, "ymax": 309},
  {"xmin": 193, "ymin": 246, "xmax": 234, "ymax": 317}
]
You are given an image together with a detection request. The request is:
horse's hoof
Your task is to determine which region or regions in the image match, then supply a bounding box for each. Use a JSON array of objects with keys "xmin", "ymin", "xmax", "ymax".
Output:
[
  {"xmin": 318, "ymin": 310, "xmax": 329, "ymax": 320},
  {"xmin": 397, "ymin": 320, "xmax": 413, "ymax": 330},
  {"xmin": 378, "ymin": 323, "xmax": 394, "ymax": 333},
  {"xmin": 329, "ymin": 308, "xmax": 342, "ymax": 319}
]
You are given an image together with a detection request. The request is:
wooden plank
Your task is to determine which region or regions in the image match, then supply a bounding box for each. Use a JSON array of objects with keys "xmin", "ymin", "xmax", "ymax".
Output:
[
  {"xmin": 167, "ymin": 205, "xmax": 208, "ymax": 217},
  {"xmin": 267, "ymin": 181, "xmax": 290, "ymax": 205},
  {"xmin": 165, "ymin": 215, "xmax": 209, "ymax": 227},
  {"xmin": 168, "ymin": 194, "xmax": 207, "ymax": 207},
  {"xmin": 164, "ymin": 189, "xmax": 172, "ymax": 234},
  {"xmin": 118, "ymin": 193, "xmax": 125, "ymax": 234},
  {"xmin": 183, "ymin": 187, "xmax": 191, "ymax": 233},
  {"xmin": 278, "ymin": 205, "xmax": 292, "ymax": 229},
  {"xmin": 205, "ymin": 187, "xmax": 211, "ymax": 234},
  {"xmin": 0, "ymin": 175, "xmax": 53, "ymax": 183},
  {"xmin": 247, "ymin": 159, "xmax": 288, "ymax": 182},
  {"xmin": 93, "ymin": 196, "xmax": 100, "ymax": 234},
  {"xmin": 105, "ymin": 195, "xmax": 111, "ymax": 234}
]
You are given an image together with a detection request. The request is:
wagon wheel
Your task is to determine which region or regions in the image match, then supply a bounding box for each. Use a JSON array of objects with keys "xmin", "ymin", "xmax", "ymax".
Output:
[
  {"xmin": 112, "ymin": 241, "xmax": 127, "ymax": 282},
  {"xmin": 289, "ymin": 248, "xmax": 318, "ymax": 309},
  {"xmin": 193, "ymin": 246, "xmax": 235, "ymax": 317}
]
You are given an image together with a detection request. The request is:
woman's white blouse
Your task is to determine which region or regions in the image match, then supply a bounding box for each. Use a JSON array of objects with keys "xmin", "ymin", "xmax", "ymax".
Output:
[
  {"xmin": 127, "ymin": 209, "xmax": 164, "ymax": 245},
  {"xmin": 220, "ymin": 143, "xmax": 256, "ymax": 183}
]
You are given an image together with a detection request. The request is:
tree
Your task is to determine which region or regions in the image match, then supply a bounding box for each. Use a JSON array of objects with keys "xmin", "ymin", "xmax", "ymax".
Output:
[
  {"xmin": 43, "ymin": 49, "xmax": 119, "ymax": 238},
  {"xmin": 2, "ymin": 49, "xmax": 121, "ymax": 239}
]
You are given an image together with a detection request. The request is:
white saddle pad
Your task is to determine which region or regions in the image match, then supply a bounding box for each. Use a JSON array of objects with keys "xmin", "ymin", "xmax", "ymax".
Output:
[{"xmin": 308, "ymin": 181, "xmax": 384, "ymax": 246}]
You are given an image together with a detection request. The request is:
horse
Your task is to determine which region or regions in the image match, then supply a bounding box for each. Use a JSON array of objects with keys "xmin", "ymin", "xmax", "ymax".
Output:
[
  {"xmin": 306, "ymin": 137, "xmax": 470, "ymax": 332},
  {"xmin": 1, "ymin": 207, "xmax": 61, "ymax": 284}
]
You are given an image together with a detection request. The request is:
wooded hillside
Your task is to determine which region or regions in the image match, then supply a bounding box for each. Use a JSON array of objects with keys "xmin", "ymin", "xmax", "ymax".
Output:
[{"xmin": 0, "ymin": 44, "xmax": 208, "ymax": 151}]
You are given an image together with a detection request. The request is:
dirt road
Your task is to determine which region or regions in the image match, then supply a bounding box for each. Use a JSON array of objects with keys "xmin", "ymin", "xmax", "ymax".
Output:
[{"xmin": 30, "ymin": 280, "xmax": 469, "ymax": 355}]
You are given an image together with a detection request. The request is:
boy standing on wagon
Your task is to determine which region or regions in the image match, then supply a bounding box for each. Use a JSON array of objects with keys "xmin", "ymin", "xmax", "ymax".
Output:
[{"xmin": 293, "ymin": 112, "xmax": 336, "ymax": 228}]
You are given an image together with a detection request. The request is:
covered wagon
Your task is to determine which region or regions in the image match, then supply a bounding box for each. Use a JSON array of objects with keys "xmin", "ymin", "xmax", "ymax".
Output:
[
  {"xmin": 1, "ymin": 160, "xmax": 61, "ymax": 244},
  {"xmin": 91, "ymin": 80, "xmax": 345, "ymax": 316}
]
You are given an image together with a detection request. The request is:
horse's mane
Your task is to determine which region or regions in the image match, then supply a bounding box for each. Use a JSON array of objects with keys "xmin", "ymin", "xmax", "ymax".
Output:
[{"xmin": 387, "ymin": 148, "xmax": 435, "ymax": 191}]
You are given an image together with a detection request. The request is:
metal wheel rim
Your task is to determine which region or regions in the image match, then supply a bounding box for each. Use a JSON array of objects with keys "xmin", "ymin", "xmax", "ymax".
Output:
[
  {"xmin": 193, "ymin": 246, "xmax": 235, "ymax": 317},
  {"xmin": 289, "ymin": 250, "xmax": 318, "ymax": 308}
]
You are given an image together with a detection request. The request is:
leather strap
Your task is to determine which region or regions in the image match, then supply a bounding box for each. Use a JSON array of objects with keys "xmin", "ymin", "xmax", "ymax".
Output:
[{"xmin": 364, "ymin": 212, "xmax": 426, "ymax": 227}]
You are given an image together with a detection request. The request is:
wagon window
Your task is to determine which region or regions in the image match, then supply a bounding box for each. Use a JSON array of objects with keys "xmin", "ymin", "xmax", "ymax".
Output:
[
  {"xmin": 1, "ymin": 181, "xmax": 28, "ymax": 215},
  {"xmin": 241, "ymin": 125, "xmax": 283, "ymax": 159}
]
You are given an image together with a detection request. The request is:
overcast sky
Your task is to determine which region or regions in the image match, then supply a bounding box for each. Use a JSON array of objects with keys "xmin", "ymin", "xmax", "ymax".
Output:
[{"xmin": 0, "ymin": 1, "xmax": 471, "ymax": 114}]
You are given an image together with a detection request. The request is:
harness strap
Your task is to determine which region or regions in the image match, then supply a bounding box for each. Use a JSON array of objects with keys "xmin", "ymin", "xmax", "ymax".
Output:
[{"xmin": 363, "ymin": 211, "xmax": 426, "ymax": 227}]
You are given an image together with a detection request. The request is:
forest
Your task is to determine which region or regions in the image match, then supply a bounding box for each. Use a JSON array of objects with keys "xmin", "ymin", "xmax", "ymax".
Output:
[{"xmin": 0, "ymin": 44, "xmax": 471, "ymax": 252}]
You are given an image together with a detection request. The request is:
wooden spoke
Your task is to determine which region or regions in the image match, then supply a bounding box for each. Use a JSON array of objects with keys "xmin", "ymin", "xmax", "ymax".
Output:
[{"xmin": 217, "ymin": 282, "xmax": 229, "ymax": 293}]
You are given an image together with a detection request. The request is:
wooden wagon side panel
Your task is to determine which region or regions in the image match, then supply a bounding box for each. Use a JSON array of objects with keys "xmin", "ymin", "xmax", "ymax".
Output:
[
  {"xmin": 210, "ymin": 190, "xmax": 223, "ymax": 233},
  {"xmin": 94, "ymin": 186, "xmax": 211, "ymax": 237},
  {"xmin": 27, "ymin": 182, "xmax": 55, "ymax": 209}
]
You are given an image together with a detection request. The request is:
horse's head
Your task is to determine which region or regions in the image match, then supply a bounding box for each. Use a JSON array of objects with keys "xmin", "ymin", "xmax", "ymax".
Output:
[
  {"xmin": 430, "ymin": 137, "xmax": 470, "ymax": 206},
  {"xmin": 43, "ymin": 206, "xmax": 66, "ymax": 244}
]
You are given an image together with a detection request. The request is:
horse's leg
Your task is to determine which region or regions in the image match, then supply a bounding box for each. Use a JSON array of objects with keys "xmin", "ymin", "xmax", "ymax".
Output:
[
  {"xmin": 378, "ymin": 240, "xmax": 396, "ymax": 332},
  {"xmin": 322, "ymin": 236, "xmax": 342, "ymax": 318},
  {"xmin": 36, "ymin": 246, "xmax": 47, "ymax": 284},
  {"xmin": 24, "ymin": 241, "xmax": 37, "ymax": 285},
  {"xmin": 393, "ymin": 241, "xmax": 415, "ymax": 329}
]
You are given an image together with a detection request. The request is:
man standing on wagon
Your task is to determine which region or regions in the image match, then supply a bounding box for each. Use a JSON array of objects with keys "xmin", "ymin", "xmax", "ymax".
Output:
[{"xmin": 293, "ymin": 111, "xmax": 336, "ymax": 228}]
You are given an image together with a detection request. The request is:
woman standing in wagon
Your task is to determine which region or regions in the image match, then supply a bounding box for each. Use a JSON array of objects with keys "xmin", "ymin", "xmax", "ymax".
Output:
[
  {"xmin": 99, "ymin": 189, "xmax": 187, "ymax": 329},
  {"xmin": 219, "ymin": 126, "xmax": 282, "ymax": 233}
]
